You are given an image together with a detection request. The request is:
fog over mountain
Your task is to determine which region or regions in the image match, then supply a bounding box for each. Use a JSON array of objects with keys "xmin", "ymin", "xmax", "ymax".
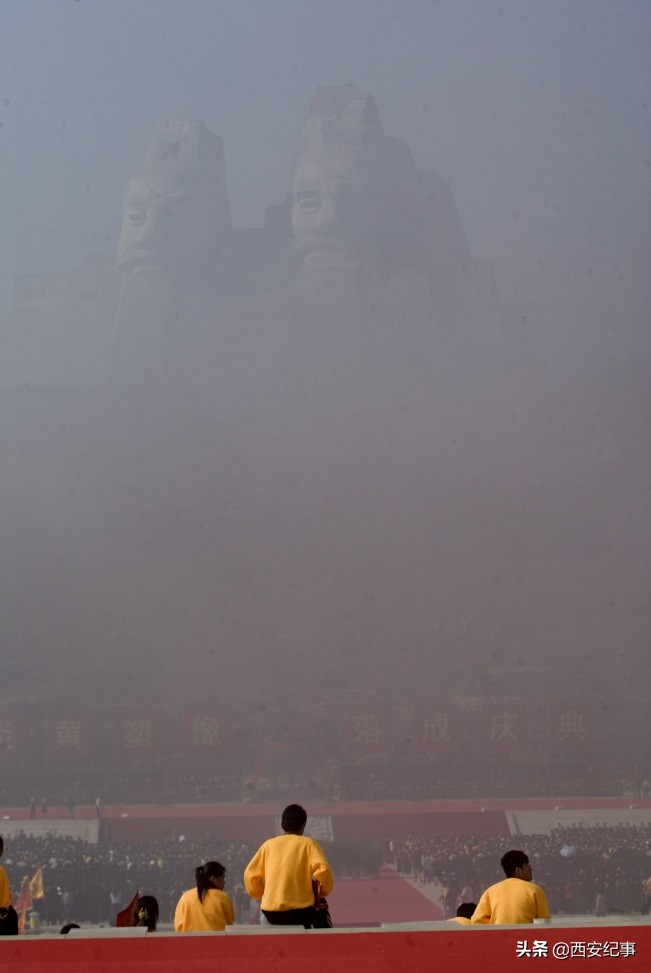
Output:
[{"xmin": 1, "ymin": 1, "xmax": 649, "ymax": 788}]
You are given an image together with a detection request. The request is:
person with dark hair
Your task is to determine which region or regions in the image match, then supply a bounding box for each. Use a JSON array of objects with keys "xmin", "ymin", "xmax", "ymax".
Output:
[
  {"xmin": 244, "ymin": 804, "xmax": 334, "ymax": 928},
  {"xmin": 472, "ymin": 849, "xmax": 551, "ymax": 925},
  {"xmin": 134, "ymin": 894, "xmax": 159, "ymax": 932},
  {"xmin": 174, "ymin": 861, "xmax": 234, "ymax": 932},
  {"xmin": 0, "ymin": 836, "xmax": 18, "ymax": 936},
  {"xmin": 60, "ymin": 923, "xmax": 80, "ymax": 935},
  {"xmin": 447, "ymin": 901, "xmax": 477, "ymax": 925}
]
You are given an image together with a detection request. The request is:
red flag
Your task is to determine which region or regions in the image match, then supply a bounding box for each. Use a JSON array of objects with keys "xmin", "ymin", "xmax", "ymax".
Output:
[
  {"xmin": 15, "ymin": 877, "xmax": 32, "ymax": 933},
  {"xmin": 115, "ymin": 891, "xmax": 139, "ymax": 927}
]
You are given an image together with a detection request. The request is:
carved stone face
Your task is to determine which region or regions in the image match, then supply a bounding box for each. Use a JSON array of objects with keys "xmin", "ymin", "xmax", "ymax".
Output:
[
  {"xmin": 117, "ymin": 168, "xmax": 228, "ymax": 279},
  {"xmin": 291, "ymin": 144, "xmax": 388, "ymax": 270}
]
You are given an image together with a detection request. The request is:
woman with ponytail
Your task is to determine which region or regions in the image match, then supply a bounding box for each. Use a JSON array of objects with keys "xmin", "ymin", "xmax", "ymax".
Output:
[{"xmin": 174, "ymin": 861, "xmax": 235, "ymax": 932}]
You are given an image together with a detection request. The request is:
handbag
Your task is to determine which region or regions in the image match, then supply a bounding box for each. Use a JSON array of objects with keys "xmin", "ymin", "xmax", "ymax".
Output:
[{"xmin": 311, "ymin": 880, "xmax": 332, "ymax": 929}]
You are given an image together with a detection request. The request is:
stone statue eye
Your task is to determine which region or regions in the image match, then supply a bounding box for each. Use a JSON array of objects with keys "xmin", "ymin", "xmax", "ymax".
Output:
[
  {"xmin": 296, "ymin": 191, "xmax": 320, "ymax": 213},
  {"xmin": 127, "ymin": 209, "xmax": 146, "ymax": 226}
]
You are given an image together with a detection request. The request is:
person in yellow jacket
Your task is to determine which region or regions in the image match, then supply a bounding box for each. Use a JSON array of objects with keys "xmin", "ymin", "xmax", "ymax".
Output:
[
  {"xmin": 174, "ymin": 861, "xmax": 235, "ymax": 932},
  {"xmin": 244, "ymin": 803, "xmax": 334, "ymax": 927},
  {"xmin": 447, "ymin": 901, "xmax": 477, "ymax": 925},
  {"xmin": 0, "ymin": 836, "xmax": 12, "ymax": 910},
  {"xmin": 0, "ymin": 835, "xmax": 18, "ymax": 936},
  {"xmin": 472, "ymin": 849, "xmax": 551, "ymax": 925}
]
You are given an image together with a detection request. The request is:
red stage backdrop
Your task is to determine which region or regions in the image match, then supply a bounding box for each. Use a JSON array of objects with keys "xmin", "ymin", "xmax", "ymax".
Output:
[
  {"xmin": 182, "ymin": 701, "xmax": 230, "ymax": 756},
  {"xmin": 415, "ymin": 705, "xmax": 460, "ymax": 753},
  {"xmin": 112, "ymin": 707, "xmax": 160, "ymax": 758},
  {"xmin": 43, "ymin": 706, "xmax": 92, "ymax": 760},
  {"xmin": 549, "ymin": 701, "xmax": 595, "ymax": 751},
  {"xmin": 482, "ymin": 700, "xmax": 528, "ymax": 752},
  {"xmin": 345, "ymin": 707, "xmax": 391, "ymax": 757},
  {"xmin": 0, "ymin": 709, "xmax": 23, "ymax": 762}
]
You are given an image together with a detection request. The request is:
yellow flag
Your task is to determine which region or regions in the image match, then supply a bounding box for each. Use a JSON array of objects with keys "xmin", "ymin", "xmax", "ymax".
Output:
[{"xmin": 29, "ymin": 867, "xmax": 45, "ymax": 900}]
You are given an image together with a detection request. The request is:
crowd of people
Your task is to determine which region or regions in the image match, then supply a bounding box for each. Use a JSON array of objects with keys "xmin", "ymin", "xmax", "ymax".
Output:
[
  {"xmin": 387, "ymin": 823, "xmax": 651, "ymax": 917},
  {"xmin": 1, "ymin": 816, "xmax": 650, "ymax": 932},
  {"xmin": 0, "ymin": 805, "xmax": 336, "ymax": 932}
]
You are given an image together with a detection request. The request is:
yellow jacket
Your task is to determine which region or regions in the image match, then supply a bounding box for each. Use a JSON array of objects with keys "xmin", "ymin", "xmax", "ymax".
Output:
[
  {"xmin": 472, "ymin": 878, "xmax": 551, "ymax": 925},
  {"xmin": 244, "ymin": 833, "xmax": 334, "ymax": 911},
  {"xmin": 173, "ymin": 887, "xmax": 234, "ymax": 932},
  {"xmin": 0, "ymin": 867, "xmax": 11, "ymax": 909}
]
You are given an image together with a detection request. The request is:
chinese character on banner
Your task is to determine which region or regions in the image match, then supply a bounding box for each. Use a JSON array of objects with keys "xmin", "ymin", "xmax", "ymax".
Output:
[
  {"xmin": 416, "ymin": 707, "xmax": 459, "ymax": 752},
  {"xmin": 0, "ymin": 710, "xmax": 24, "ymax": 761},
  {"xmin": 44, "ymin": 708, "xmax": 92, "ymax": 759},
  {"xmin": 113, "ymin": 709, "xmax": 159, "ymax": 756},
  {"xmin": 182, "ymin": 704, "xmax": 230, "ymax": 755},
  {"xmin": 549, "ymin": 702, "xmax": 595, "ymax": 751},
  {"xmin": 345, "ymin": 708, "xmax": 389, "ymax": 756},
  {"xmin": 482, "ymin": 701, "xmax": 527, "ymax": 751}
]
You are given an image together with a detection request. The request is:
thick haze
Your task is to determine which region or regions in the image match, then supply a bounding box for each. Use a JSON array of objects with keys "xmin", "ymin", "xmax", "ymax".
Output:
[
  {"xmin": 1, "ymin": 0, "xmax": 649, "ymax": 775},
  {"xmin": 3, "ymin": 0, "xmax": 650, "ymax": 313}
]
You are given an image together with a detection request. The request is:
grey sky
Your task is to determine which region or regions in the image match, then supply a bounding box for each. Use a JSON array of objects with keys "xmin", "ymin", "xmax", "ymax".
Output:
[
  {"xmin": 3, "ymin": 0, "xmax": 650, "ymax": 311},
  {"xmin": 0, "ymin": 1, "xmax": 649, "ymax": 753}
]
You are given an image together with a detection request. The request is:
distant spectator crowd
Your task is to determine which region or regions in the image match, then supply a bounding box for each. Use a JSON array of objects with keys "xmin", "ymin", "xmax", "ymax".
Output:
[
  {"xmin": 1, "ymin": 832, "xmax": 379, "ymax": 927},
  {"xmin": 1, "ymin": 824, "xmax": 649, "ymax": 927},
  {"xmin": 387, "ymin": 824, "xmax": 651, "ymax": 916}
]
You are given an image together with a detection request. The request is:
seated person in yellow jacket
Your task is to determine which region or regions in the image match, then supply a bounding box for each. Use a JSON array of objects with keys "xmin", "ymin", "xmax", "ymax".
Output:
[
  {"xmin": 447, "ymin": 901, "xmax": 477, "ymax": 925},
  {"xmin": 0, "ymin": 837, "xmax": 11, "ymax": 911},
  {"xmin": 174, "ymin": 861, "xmax": 235, "ymax": 932},
  {"xmin": 472, "ymin": 849, "xmax": 551, "ymax": 925},
  {"xmin": 0, "ymin": 835, "xmax": 18, "ymax": 937},
  {"xmin": 244, "ymin": 803, "xmax": 334, "ymax": 927}
]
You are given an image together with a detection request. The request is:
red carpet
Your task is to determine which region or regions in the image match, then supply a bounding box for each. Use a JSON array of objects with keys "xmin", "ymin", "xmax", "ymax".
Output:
[{"xmin": 328, "ymin": 866, "xmax": 443, "ymax": 925}]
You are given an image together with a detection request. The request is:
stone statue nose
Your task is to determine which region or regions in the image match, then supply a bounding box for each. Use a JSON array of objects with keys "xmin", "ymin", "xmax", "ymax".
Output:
[
  {"xmin": 138, "ymin": 208, "xmax": 164, "ymax": 244},
  {"xmin": 311, "ymin": 197, "xmax": 339, "ymax": 235}
]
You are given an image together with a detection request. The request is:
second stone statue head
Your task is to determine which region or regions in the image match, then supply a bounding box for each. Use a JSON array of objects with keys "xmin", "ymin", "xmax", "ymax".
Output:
[
  {"xmin": 290, "ymin": 86, "xmax": 415, "ymax": 276},
  {"xmin": 117, "ymin": 120, "xmax": 232, "ymax": 280}
]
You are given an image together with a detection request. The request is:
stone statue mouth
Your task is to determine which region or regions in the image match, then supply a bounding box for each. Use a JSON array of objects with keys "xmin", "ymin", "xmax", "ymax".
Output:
[
  {"xmin": 303, "ymin": 250, "xmax": 360, "ymax": 267},
  {"xmin": 117, "ymin": 252, "xmax": 163, "ymax": 278}
]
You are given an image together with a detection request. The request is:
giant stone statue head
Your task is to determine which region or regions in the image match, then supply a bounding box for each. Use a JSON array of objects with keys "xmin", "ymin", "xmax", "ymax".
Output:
[
  {"xmin": 117, "ymin": 120, "xmax": 232, "ymax": 281},
  {"xmin": 290, "ymin": 87, "xmax": 475, "ymax": 294},
  {"xmin": 291, "ymin": 86, "xmax": 425, "ymax": 279}
]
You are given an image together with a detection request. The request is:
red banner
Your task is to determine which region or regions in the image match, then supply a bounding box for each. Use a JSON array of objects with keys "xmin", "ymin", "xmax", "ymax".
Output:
[
  {"xmin": 0, "ymin": 709, "xmax": 24, "ymax": 761},
  {"xmin": 345, "ymin": 707, "xmax": 390, "ymax": 756},
  {"xmin": 482, "ymin": 701, "xmax": 528, "ymax": 751},
  {"xmin": 415, "ymin": 706, "xmax": 460, "ymax": 753},
  {"xmin": 44, "ymin": 708, "xmax": 92, "ymax": 759},
  {"xmin": 548, "ymin": 701, "xmax": 595, "ymax": 750},
  {"xmin": 182, "ymin": 703, "xmax": 230, "ymax": 755},
  {"xmin": 113, "ymin": 708, "xmax": 160, "ymax": 757}
]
